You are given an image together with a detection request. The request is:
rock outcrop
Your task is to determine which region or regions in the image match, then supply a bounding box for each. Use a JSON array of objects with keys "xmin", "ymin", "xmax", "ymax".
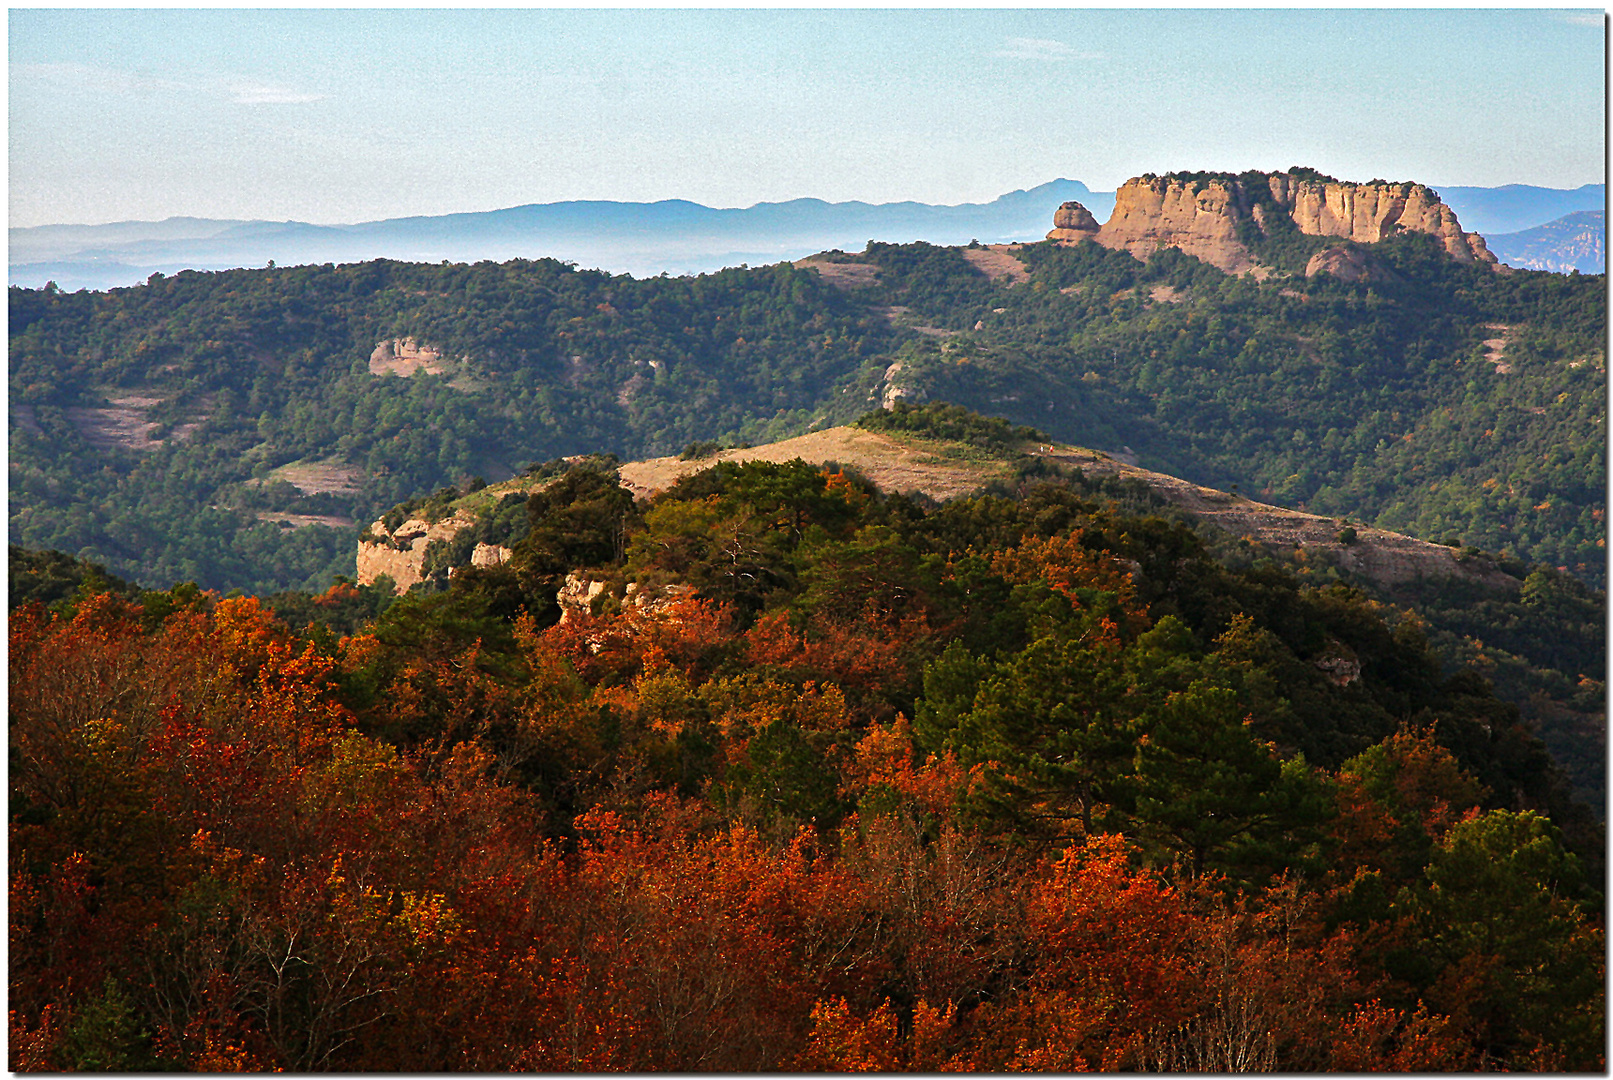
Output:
[
  {"xmin": 370, "ymin": 337, "xmax": 451, "ymax": 377},
  {"xmin": 1094, "ymin": 176, "xmax": 1262, "ymax": 273},
  {"xmin": 557, "ymin": 571, "xmax": 698, "ymax": 629},
  {"xmin": 1048, "ymin": 170, "xmax": 1498, "ymax": 276},
  {"xmin": 471, "ymin": 542, "xmax": 513, "ymax": 569},
  {"xmin": 1270, "ymin": 174, "xmax": 1495, "ymax": 265},
  {"xmin": 1304, "ymin": 245, "xmax": 1396, "ymax": 284},
  {"xmin": 1046, "ymin": 201, "xmax": 1101, "ymax": 243},
  {"xmin": 356, "ymin": 510, "xmax": 480, "ymax": 592}
]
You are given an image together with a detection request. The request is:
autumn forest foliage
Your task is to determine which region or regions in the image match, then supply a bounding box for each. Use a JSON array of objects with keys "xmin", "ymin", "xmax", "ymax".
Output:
[{"xmin": 9, "ymin": 459, "xmax": 1604, "ymax": 1071}]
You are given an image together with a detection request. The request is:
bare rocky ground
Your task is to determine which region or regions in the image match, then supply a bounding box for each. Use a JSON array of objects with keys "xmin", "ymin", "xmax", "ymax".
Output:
[
  {"xmin": 1481, "ymin": 323, "xmax": 1515, "ymax": 374},
  {"xmin": 10, "ymin": 405, "xmax": 45, "ymax": 436},
  {"xmin": 370, "ymin": 337, "xmax": 450, "ymax": 377},
  {"xmin": 54, "ymin": 390, "xmax": 212, "ymax": 453},
  {"xmin": 254, "ymin": 511, "xmax": 356, "ymax": 529},
  {"xmin": 64, "ymin": 395, "xmax": 170, "ymax": 451}
]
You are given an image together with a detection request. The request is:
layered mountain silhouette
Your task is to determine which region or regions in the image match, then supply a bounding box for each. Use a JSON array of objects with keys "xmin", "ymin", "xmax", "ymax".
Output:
[
  {"xmin": 10, "ymin": 181, "xmax": 1112, "ymax": 291},
  {"xmin": 1483, "ymin": 210, "xmax": 1605, "ymax": 274},
  {"xmin": 11, "ymin": 179, "xmax": 1602, "ymax": 292}
]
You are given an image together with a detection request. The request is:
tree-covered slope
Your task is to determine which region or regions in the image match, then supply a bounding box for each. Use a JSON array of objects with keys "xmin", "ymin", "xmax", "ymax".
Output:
[
  {"xmin": 10, "ymin": 459, "xmax": 1603, "ymax": 1071},
  {"xmin": 9, "ymin": 259, "xmax": 893, "ymax": 593},
  {"xmin": 848, "ymin": 236, "xmax": 1605, "ymax": 585},
  {"xmin": 10, "ymin": 225, "xmax": 1605, "ymax": 596}
]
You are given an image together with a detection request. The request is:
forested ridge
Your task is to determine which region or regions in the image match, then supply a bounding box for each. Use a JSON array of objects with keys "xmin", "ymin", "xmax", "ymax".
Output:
[
  {"xmin": 850, "ymin": 236, "xmax": 1604, "ymax": 584},
  {"xmin": 9, "ymin": 455, "xmax": 1604, "ymax": 1071},
  {"xmin": 8, "ymin": 228, "xmax": 1605, "ymax": 596}
]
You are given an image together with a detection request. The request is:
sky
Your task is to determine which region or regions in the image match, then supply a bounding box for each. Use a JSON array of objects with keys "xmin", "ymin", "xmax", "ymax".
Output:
[{"xmin": 9, "ymin": 7, "xmax": 1607, "ymax": 227}]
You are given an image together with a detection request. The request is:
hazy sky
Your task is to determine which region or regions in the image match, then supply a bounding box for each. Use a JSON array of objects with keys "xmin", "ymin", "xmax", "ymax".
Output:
[{"xmin": 10, "ymin": 8, "xmax": 1607, "ymax": 227}]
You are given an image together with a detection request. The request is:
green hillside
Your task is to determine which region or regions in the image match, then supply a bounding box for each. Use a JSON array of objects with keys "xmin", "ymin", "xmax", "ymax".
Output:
[{"xmin": 9, "ymin": 229, "xmax": 1605, "ymax": 596}]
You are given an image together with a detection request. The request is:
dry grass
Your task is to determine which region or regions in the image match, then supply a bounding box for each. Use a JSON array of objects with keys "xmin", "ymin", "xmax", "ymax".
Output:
[
  {"xmin": 962, "ymin": 245, "xmax": 1031, "ymax": 284},
  {"xmin": 268, "ymin": 459, "xmax": 366, "ymax": 496},
  {"xmin": 793, "ymin": 256, "xmax": 881, "ymax": 291},
  {"xmin": 616, "ymin": 426, "xmax": 1009, "ymax": 502}
]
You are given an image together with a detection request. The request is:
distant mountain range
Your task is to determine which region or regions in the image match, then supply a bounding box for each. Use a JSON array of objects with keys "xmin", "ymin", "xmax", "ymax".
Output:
[
  {"xmin": 10, "ymin": 179, "xmax": 1603, "ymax": 292},
  {"xmin": 1428, "ymin": 183, "xmax": 1604, "ymax": 237},
  {"xmin": 1483, "ymin": 210, "xmax": 1605, "ymax": 274},
  {"xmin": 9, "ymin": 180, "xmax": 1112, "ymax": 292}
]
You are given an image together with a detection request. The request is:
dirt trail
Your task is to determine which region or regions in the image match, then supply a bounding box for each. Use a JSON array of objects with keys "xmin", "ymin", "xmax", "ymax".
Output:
[{"xmin": 1481, "ymin": 323, "xmax": 1514, "ymax": 374}]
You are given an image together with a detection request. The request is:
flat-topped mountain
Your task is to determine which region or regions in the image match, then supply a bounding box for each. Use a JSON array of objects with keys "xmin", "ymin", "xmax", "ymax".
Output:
[{"xmin": 1050, "ymin": 168, "xmax": 1497, "ymax": 276}]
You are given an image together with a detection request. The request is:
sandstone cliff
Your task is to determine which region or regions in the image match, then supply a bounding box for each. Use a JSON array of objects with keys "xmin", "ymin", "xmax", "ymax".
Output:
[
  {"xmin": 1269, "ymin": 174, "xmax": 1496, "ymax": 265},
  {"xmin": 370, "ymin": 337, "xmax": 452, "ymax": 377},
  {"xmin": 1046, "ymin": 201, "xmax": 1101, "ymax": 243},
  {"xmin": 355, "ymin": 510, "xmax": 512, "ymax": 592},
  {"xmin": 1097, "ymin": 175, "xmax": 1262, "ymax": 273},
  {"xmin": 1048, "ymin": 170, "xmax": 1497, "ymax": 276}
]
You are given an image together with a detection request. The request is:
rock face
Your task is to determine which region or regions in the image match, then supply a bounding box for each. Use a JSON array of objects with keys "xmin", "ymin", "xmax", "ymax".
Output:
[
  {"xmin": 877, "ymin": 360, "xmax": 913, "ymax": 410},
  {"xmin": 1270, "ymin": 174, "xmax": 1495, "ymax": 265},
  {"xmin": 556, "ymin": 571, "xmax": 610, "ymax": 622},
  {"xmin": 1305, "ymin": 245, "xmax": 1395, "ymax": 284},
  {"xmin": 1046, "ymin": 201, "xmax": 1101, "ymax": 243},
  {"xmin": 1094, "ymin": 176, "xmax": 1262, "ymax": 273},
  {"xmin": 557, "ymin": 572, "xmax": 698, "ymax": 628},
  {"xmin": 370, "ymin": 337, "xmax": 451, "ymax": 377},
  {"xmin": 355, "ymin": 510, "xmax": 479, "ymax": 593},
  {"xmin": 471, "ymin": 542, "xmax": 513, "ymax": 569},
  {"xmin": 1048, "ymin": 170, "xmax": 1498, "ymax": 276}
]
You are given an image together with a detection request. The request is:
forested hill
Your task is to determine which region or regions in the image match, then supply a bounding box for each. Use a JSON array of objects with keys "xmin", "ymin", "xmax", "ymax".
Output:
[
  {"xmin": 9, "ymin": 225, "xmax": 1605, "ymax": 598},
  {"xmin": 9, "ymin": 449, "xmax": 1605, "ymax": 1070}
]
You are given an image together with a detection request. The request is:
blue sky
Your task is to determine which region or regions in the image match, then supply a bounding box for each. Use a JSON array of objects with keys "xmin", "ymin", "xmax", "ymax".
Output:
[{"xmin": 9, "ymin": 8, "xmax": 1606, "ymax": 227}]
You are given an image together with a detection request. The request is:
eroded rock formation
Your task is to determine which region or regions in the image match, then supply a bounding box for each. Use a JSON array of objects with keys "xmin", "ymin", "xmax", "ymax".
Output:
[
  {"xmin": 1095, "ymin": 176, "xmax": 1261, "ymax": 273},
  {"xmin": 355, "ymin": 510, "xmax": 481, "ymax": 592},
  {"xmin": 1270, "ymin": 174, "xmax": 1495, "ymax": 264},
  {"xmin": 1048, "ymin": 170, "xmax": 1498, "ymax": 276},
  {"xmin": 370, "ymin": 337, "xmax": 451, "ymax": 377},
  {"xmin": 1047, "ymin": 201, "xmax": 1101, "ymax": 243},
  {"xmin": 1304, "ymin": 245, "xmax": 1395, "ymax": 284}
]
